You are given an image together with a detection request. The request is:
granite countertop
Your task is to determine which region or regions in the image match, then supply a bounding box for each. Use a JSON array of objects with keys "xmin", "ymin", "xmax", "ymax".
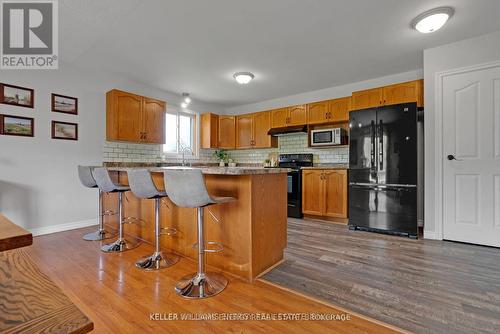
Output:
[
  {"xmin": 105, "ymin": 166, "xmax": 291, "ymax": 175},
  {"xmin": 301, "ymin": 164, "xmax": 349, "ymax": 170}
]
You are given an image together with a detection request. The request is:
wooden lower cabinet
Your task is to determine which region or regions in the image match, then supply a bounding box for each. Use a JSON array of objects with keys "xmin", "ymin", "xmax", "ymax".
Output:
[
  {"xmin": 323, "ymin": 170, "xmax": 348, "ymax": 218},
  {"xmin": 302, "ymin": 170, "xmax": 324, "ymax": 216},
  {"xmin": 302, "ymin": 169, "xmax": 348, "ymax": 220}
]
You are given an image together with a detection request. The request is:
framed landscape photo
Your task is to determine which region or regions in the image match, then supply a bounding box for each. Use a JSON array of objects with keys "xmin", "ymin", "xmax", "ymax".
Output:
[
  {"xmin": 52, "ymin": 121, "xmax": 78, "ymax": 140},
  {"xmin": 0, "ymin": 84, "xmax": 34, "ymax": 108},
  {"xmin": 52, "ymin": 94, "xmax": 78, "ymax": 115},
  {"xmin": 0, "ymin": 114, "xmax": 34, "ymax": 137}
]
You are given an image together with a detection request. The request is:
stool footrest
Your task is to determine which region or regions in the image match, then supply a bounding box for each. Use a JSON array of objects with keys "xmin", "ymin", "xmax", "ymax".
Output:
[
  {"xmin": 122, "ymin": 216, "xmax": 145, "ymax": 225},
  {"xmin": 160, "ymin": 227, "xmax": 178, "ymax": 236},
  {"xmin": 192, "ymin": 241, "xmax": 224, "ymax": 253},
  {"xmin": 102, "ymin": 210, "xmax": 117, "ymax": 216}
]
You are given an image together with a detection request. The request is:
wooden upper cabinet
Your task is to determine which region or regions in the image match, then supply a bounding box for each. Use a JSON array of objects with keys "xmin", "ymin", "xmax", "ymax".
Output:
[
  {"xmin": 329, "ymin": 97, "xmax": 351, "ymax": 123},
  {"xmin": 236, "ymin": 114, "xmax": 254, "ymax": 149},
  {"xmin": 271, "ymin": 108, "xmax": 288, "ymax": 128},
  {"xmin": 382, "ymin": 80, "xmax": 423, "ymax": 107},
  {"xmin": 142, "ymin": 98, "xmax": 166, "ymax": 144},
  {"xmin": 323, "ymin": 170, "xmax": 348, "ymax": 218},
  {"xmin": 351, "ymin": 80, "xmax": 424, "ymax": 110},
  {"xmin": 106, "ymin": 89, "xmax": 166, "ymax": 144},
  {"xmin": 218, "ymin": 116, "xmax": 236, "ymax": 149},
  {"xmin": 253, "ymin": 111, "xmax": 276, "ymax": 148},
  {"xmin": 307, "ymin": 101, "xmax": 329, "ymax": 125},
  {"xmin": 200, "ymin": 113, "xmax": 219, "ymax": 149},
  {"xmin": 288, "ymin": 105, "xmax": 307, "ymax": 126},
  {"xmin": 351, "ymin": 87, "xmax": 383, "ymax": 110},
  {"xmin": 302, "ymin": 170, "xmax": 324, "ymax": 216}
]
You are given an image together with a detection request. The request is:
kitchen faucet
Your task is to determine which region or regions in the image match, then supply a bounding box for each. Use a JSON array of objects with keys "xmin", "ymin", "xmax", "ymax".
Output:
[{"xmin": 181, "ymin": 146, "xmax": 194, "ymax": 167}]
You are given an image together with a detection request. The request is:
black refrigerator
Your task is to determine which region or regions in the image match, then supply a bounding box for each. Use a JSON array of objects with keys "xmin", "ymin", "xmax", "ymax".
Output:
[{"xmin": 348, "ymin": 102, "xmax": 418, "ymax": 238}]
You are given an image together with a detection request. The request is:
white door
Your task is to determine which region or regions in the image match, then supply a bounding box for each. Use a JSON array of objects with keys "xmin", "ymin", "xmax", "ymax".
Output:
[{"xmin": 442, "ymin": 65, "xmax": 500, "ymax": 247}]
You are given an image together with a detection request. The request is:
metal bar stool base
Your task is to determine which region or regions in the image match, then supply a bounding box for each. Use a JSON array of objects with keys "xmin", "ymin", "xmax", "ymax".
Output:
[
  {"xmin": 135, "ymin": 251, "xmax": 179, "ymax": 270},
  {"xmin": 83, "ymin": 229, "xmax": 116, "ymax": 241},
  {"xmin": 101, "ymin": 238, "xmax": 140, "ymax": 253},
  {"xmin": 175, "ymin": 272, "xmax": 228, "ymax": 299}
]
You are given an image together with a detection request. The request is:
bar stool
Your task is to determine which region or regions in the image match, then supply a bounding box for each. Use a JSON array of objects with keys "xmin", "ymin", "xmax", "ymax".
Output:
[
  {"xmin": 93, "ymin": 167, "xmax": 141, "ymax": 252},
  {"xmin": 77, "ymin": 166, "xmax": 116, "ymax": 241},
  {"xmin": 127, "ymin": 169, "xmax": 180, "ymax": 270},
  {"xmin": 163, "ymin": 169, "xmax": 235, "ymax": 299}
]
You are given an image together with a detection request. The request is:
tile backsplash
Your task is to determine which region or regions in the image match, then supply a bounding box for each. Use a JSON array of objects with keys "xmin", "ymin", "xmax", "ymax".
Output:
[{"xmin": 103, "ymin": 133, "xmax": 348, "ymax": 164}]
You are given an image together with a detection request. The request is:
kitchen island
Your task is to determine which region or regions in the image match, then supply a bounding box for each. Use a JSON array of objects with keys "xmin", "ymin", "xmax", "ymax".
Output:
[{"xmin": 101, "ymin": 166, "xmax": 289, "ymax": 282}]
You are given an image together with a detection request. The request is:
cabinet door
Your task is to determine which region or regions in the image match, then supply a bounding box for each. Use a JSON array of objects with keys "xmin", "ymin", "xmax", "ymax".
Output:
[
  {"xmin": 382, "ymin": 80, "xmax": 423, "ymax": 107},
  {"xmin": 253, "ymin": 111, "xmax": 276, "ymax": 148},
  {"xmin": 323, "ymin": 170, "xmax": 348, "ymax": 218},
  {"xmin": 236, "ymin": 114, "xmax": 254, "ymax": 149},
  {"xmin": 113, "ymin": 91, "xmax": 143, "ymax": 142},
  {"xmin": 329, "ymin": 97, "xmax": 351, "ymax": 123},
  {"xmin": 307, "ymin": 101, "xmax": 329, "ymax": 124},
  {"xmin": 288, "ymin": 105, "xmax": 307, "ymax": 125},
  {"xmin": 142, "ymin": 98, "xmax": 166, "ymax": 144},
  {"xmin": 200, "ymin": 113, "xmax": 219, "ymax": 149},
  {"xmin": 271, "ymin": 108, "xmax": 288, "ymax": 128},
  {"xmin": 352, "ymin": 88, "xmax": 383, "ymax": 110},
  {"xmin": 218, "ymin": 116, "xmax": 236, "ymax": 149},
  {"xmin": 302, "ymin": 170, "xmax": 324, "ymax": 216}
]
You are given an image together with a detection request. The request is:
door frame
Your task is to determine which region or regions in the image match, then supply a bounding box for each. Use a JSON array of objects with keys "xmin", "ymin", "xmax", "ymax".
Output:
[{"xmin": 433, "ymin": 59, "xmax": 500, "ymax": 240}]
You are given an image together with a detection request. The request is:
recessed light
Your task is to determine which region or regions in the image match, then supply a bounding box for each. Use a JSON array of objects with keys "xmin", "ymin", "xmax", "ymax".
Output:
[
  {"xmin": 233, "ymin": 72, "xmax": 255, "ymax": 85},
  {"xmin": 412, "ymin": 7, "xmax": 454, "ymax": 33}
]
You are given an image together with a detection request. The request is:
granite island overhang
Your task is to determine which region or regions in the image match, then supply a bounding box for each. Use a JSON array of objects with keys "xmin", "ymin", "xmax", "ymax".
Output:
[{"xmin": 101, "ymin": 166, "xmax": 290, "ymax": 282}]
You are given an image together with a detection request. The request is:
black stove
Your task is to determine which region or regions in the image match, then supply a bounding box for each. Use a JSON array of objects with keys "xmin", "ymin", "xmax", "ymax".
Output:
[{"xmin": 278, "ymin": 154, "xmax": 313, "ymax": 218}]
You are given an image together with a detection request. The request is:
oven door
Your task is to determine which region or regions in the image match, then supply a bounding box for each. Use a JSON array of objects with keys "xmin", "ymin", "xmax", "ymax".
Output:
[
  {"xmin": 287, "ymin": 170, "xmax": 303, "ymax": 218},
  {"xmin": 311, "ymin": 129, "xmax": 334, "ymax": 146}
]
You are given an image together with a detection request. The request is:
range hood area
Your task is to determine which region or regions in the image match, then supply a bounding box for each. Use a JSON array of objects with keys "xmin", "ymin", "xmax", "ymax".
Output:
[{"xmin": 267, "ymin": 125, "xmax": 308, "ymax": 136}]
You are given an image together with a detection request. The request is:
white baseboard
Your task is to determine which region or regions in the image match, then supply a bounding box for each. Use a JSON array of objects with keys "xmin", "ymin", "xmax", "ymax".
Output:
[
  {"xmin": 29, "ymin": 219, "xmax": 98, "ymax": 237},
  {"xmin": 423, "ymin": 230, "xmax": 441, "ymax": 240}
]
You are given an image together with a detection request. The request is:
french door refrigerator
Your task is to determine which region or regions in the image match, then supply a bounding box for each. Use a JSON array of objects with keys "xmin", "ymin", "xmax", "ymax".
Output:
[{"xmin": 348, "ymin": 102, "xmax": 418, "ymax": 238}]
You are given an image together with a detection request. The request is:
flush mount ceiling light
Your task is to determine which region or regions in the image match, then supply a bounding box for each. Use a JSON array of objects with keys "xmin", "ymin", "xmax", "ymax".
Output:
[
  {"xmin": 233, "ymin": 72, "xmax": 255, "ymax": 85},
  {"xmin": 411, "ymin": 7, "xmax": 454, "ymax": 33},
  {"xmin": 181, "ymin": 92, "xmax": 191, "ymax": 108}
]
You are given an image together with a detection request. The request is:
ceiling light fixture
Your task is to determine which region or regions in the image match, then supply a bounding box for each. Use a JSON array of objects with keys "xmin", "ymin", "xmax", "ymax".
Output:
[
  {"xmin": 181, "ymin": 93, "xmax": 191, "ymax": 108},
  {"xmin": 411, "ymin": 7, "xmax": 454, "ymax": 33},
  {"xmin": 233, "ymin": 72, "xmax": 255, "ymax": 85}
]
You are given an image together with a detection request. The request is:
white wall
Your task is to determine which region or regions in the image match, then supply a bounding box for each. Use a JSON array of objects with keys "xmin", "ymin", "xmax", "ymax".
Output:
[
  {"xmin": 225, "ymin": 70, "xmax": 423, "ymax": 114},
  {"xmin": 0, "ymin": 62, "xmax": 223, "ymax": 234},
  {"xmin": 424, "ymin": 30, "xmax": 500, "ymax": 239}
]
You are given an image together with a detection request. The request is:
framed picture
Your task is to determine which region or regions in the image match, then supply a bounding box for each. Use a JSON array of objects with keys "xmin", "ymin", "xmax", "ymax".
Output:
[
  {"xmin": 52, "ymin": 121, "xmax": 78, "ymax": 140},
  {"xmin": 0, "ymin": 114, "xmax": 34, "ymax": 137},
  {"xmin": 0, "ymin": 84, "xmax": 34, "ymax": 108},
  {"xmin": 51, "ymin": 94, "xmax": 78, "ymax": 115}
]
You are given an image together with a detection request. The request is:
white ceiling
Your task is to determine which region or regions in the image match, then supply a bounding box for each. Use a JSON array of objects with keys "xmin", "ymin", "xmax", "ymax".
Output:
[{"xmin": 60, "ymin": 0, "xmax": 500, "ymax": 107}]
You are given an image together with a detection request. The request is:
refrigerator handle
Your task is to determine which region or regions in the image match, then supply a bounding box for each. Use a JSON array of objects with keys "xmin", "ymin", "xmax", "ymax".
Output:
[
  {"xmin": 378, "ymin": 120, "xmax": 384, "ymax": 171},
  {"xmin": 370, "ymin": 120, "xmax": 376, "ymax": 171}
]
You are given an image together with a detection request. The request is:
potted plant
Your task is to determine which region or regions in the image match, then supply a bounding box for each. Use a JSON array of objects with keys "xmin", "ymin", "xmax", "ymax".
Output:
[
  {"xmin": 213, "ymin": 149, "xmax": 228, "ymax": 167},
  {"xmin": 264, "ymin": 159, "xmax": 271, "ymax": 168},
  {"xmin": 228, "ymin": 159, "xmax": 237, "ymax": 167}
]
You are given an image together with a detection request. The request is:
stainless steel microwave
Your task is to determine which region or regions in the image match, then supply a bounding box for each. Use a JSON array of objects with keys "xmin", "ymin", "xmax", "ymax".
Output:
[{"xmin": 310, "ymin": 128, "xmax": 347, "ymax": 146}]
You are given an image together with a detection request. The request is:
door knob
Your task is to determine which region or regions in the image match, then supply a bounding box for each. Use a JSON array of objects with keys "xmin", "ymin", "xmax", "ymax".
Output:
[{"xmin": 447, "ymin": 154, "xmax": 459, "ymax": 161}]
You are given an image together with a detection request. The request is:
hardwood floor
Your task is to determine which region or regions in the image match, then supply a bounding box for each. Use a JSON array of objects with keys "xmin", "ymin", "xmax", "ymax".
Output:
[
  {"xmin": 23, "ymin": 226, "xmax": 401, "ymax": 334},
  {"xmin": 262, "ymin": 218, "xmax": 500, "ymax": 334}
]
